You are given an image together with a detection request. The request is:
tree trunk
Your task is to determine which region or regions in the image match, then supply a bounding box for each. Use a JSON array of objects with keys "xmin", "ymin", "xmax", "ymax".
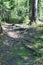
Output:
[
  {"xmin": 0, "ymin": 24, "xmax": 3, "ymax": 34},
  {"xmin": 30, "ymin": 0, "xmax": 38, "ymax": 23}
]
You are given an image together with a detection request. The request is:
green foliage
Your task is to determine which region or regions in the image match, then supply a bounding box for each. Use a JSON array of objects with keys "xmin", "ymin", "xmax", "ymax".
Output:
[
  {"xmin": 0, "ymin": 0, "xmax": 29, "ymax": 24},
  {"xmin": 0, "ymin": 0, "xmax": 43, "ymax": 24},
  {"xmin": 18, "ymin": 48, "xmax": 29, "ymax": 56},
  {"xmin": 0, "ymin": 1, "xmax": 43, "ymax": 65},
  {"xmin": 38, "ymin": 0, "xmax": 43, "ymax": 19}
]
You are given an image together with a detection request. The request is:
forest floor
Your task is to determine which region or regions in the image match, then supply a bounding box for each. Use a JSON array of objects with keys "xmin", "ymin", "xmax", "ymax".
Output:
[{"xmin": 0, "ymin": 23, "xmax": 43, "ymax": 65}]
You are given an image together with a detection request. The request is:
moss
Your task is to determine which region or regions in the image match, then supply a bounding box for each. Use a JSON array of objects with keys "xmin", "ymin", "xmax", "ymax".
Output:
[
  {"xmin": 18, "ymin": 48, "xmax": 29, "ymax": 56},
  {"xmin": 16, "ymin": 61, "xmax": 21, "ymax": 65}
]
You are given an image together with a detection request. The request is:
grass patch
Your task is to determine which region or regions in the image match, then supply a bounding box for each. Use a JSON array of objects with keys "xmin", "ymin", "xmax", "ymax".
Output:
[
  {"xmin": 18, "ymin": 48, "xmax": 29, "ymax": 56},
  {"xmin": 3, "ymin": 46, "xmax": 17, "ymax": 61}
]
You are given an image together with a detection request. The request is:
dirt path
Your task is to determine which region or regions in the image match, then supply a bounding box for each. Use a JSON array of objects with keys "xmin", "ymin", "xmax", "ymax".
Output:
[{"xmin": 0, "ymin": 23, "xmax": 40, "ymax": 65}]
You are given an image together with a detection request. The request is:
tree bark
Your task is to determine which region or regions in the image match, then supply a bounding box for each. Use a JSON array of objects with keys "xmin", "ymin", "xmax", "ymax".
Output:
[
  {"xmin": 31, "ymin": 0, "xmax": 38, "ymax": 23},
  {"xmin": 0, "ymin": 24, "xmax": 3, "ymax": 34}
]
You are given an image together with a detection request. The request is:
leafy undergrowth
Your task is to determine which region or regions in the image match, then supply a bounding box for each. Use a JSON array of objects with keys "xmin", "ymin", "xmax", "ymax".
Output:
[
  {"xmin": 33, "ymin": 32, "xmax": 43, "ymax": 65},
  {"xmin": 17, "ymin": 25, "xmax": 43, "ymax": 65}
]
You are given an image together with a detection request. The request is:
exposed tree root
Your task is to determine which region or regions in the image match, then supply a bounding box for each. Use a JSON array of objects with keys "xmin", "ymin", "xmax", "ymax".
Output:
[{"xmin": 21, "ymin": 40, "xmax": 41, "ymax": 57}]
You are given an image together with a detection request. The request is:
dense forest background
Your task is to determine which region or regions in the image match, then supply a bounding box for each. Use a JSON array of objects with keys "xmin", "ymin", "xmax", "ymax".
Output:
[{"xmin": 0, "ymin": 0, "xmax": 43, "ymax": 24}]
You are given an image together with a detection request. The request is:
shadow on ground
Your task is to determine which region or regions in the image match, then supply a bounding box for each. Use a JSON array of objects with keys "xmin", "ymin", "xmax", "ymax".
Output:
[{"xmin": 0, "ymin": 24, "xmax": 43, "ymax": 65}]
